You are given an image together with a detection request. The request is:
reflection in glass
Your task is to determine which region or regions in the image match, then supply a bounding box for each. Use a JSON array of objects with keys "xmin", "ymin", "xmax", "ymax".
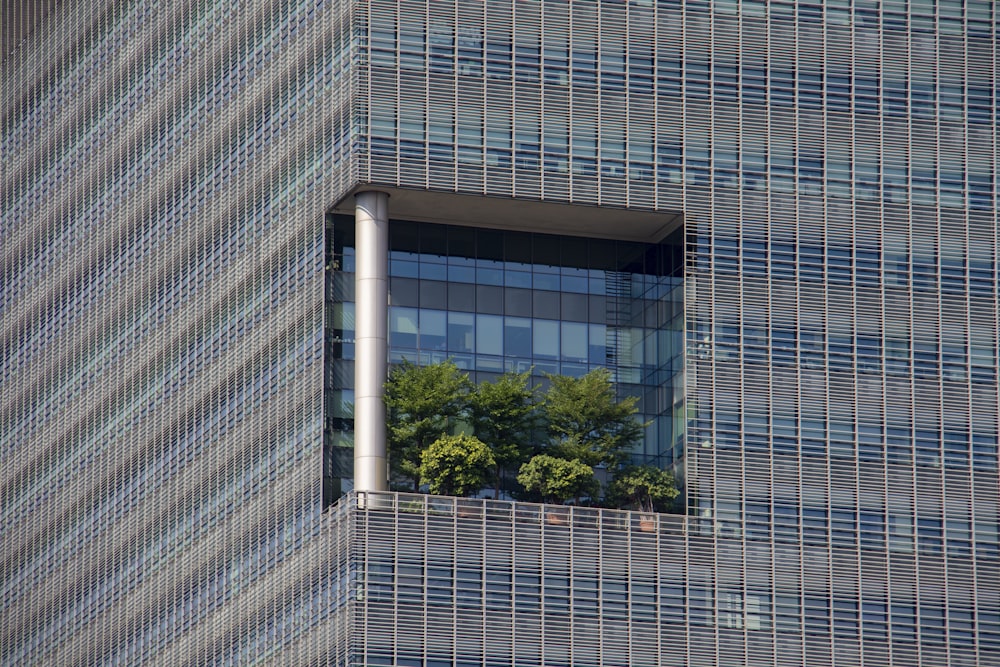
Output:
[
  {"xmin": 477, "ymin": 314, "xmax": 503, "ymax": 355},
  {"xmin": 390, "ymin": 307, "xmax": 419, "ymax": 348},
  {"xmin": 504, "ymin": 317, "xmax": 532, "ymax": 358},
  {"xmin": 561, "ymin": 322, "xmax": 588, "ymax": 362},
  {"xmin": 448, "ymin": 312, "xmax": 474, "ymax": 353},
  {"xmin": 421, "ymin": 310, "xmax": 447, "ymax": 350}
]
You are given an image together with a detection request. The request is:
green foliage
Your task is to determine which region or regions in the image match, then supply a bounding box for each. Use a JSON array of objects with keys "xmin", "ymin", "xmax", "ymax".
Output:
[
  {"xmin": 384, "ymin": 359, "xmax": 472, "ymax": 490},
  {"xmin": 543, "ymin": 368, "xmax": 645, "ymax": 467},
  {"xmin": 606, "ymin": 465, "xmax": 679, "ymax": 513},
  {"xmin": 469, "ymin": 369, "xmax": 539, "ymax": 497},
  {"xmin": 517, "ymin": 454, "xmax": 599, "ymax": 505},
  {"xmin": 420, "ymin": 434, "xmax": 496, "ymax": 497},
  {"xmin": 383, "ymin": 361, "xmax": 673, "ymax": 508}
]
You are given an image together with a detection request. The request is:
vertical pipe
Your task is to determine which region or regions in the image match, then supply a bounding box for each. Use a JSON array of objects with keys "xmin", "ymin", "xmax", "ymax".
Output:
[{"xmin": 354, "ymin": 190, "xmax": 389, "ymax": 492}]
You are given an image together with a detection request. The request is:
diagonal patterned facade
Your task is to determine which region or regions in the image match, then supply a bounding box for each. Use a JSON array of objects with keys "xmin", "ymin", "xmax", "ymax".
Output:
[
  {"xmin": 2, "ymin": 1, "xmax": 998, "ymax": 666},
  {"xmin": 2, "ymin": 0, "xmax": 355, "ymax": 663}
]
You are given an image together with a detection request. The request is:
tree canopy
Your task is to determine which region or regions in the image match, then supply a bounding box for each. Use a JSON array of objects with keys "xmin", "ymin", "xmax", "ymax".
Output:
[
  {"xmin": 468, "ymin": 369, "xmax": 539, "ymax": 498},
  {"xmin": 543, "ymin": 368, "xmax": 645, "ymax": 467},
  {"xmin": 420, "ymin": 434, "xmax": 495, "ymax": 497},
  {"xmin": 383, "ymin": 359, "xmax": 471, "ymax": 490},
  {"xmin": 517, "ymin": 454, "xmax": 599, "ymax": 505},
  {"xmin": 382, "ymin": 360, "xmax": 677, "ymax": 512}
]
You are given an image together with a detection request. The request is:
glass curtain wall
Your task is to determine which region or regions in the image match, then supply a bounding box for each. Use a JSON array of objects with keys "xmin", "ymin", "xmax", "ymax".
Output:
[{"xmin": 324, "ymin": 214, "xmax": 683, "ymax": 502}]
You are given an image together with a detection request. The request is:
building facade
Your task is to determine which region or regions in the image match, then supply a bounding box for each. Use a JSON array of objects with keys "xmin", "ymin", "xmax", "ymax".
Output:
[{"xmin": 2, "ymin": 1, "xmax": 998, "ymax": 666}]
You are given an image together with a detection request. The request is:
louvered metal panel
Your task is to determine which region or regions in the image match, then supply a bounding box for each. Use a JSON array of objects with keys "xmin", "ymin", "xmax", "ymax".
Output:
[{"xmin": 1, "ymin": 0, "xmax": 356, "ymax": 663}]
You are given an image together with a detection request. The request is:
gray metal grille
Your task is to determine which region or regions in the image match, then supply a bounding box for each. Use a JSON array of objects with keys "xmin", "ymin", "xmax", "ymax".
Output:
[{"xmin": 347, "ymin": 491, "xmax": 688, "ymax": 667}]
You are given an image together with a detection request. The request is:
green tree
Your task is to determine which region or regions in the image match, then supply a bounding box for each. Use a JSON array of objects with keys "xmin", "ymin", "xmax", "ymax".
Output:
[
  {"xmin": 606, "ymin": 464, "xmax": 679, "ymax": 513},
  {"xmin": 469, "ymin": 369, "xmax": 539, "ymax": 498},
  {"xmin": 543, "ymin": 368, "xmax": 645, "ymax": 467},
  {"xmin": 517, "ymin": 454, "xmax": 599, "ymax": 505},
  {"xmin": 384, "ymin": 359, "xmax": 471, "ymax": 490},
  {"xmin": 420, "ymin": 434, "xmax": 496, "ymax": 497}
]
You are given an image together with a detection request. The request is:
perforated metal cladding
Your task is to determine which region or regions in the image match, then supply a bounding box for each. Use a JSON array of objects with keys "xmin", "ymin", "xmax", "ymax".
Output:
[
  {"xmin": 677, "ymin": 4, "xmax": 999, "ymax": 667},
  {"xmin": 352, "ymin": 1, "xmax": 998, "ymax": 665},
  {"xmin": 359, "ymin": 0, "xmax": 679, "ymax": 211},
  {"xmin": 347, "ymin": 492, "xmax": 690, "ymax": 667},
  {"xmin": 1, "ymin": 0, "xmax": 355, "ymax": 663}
]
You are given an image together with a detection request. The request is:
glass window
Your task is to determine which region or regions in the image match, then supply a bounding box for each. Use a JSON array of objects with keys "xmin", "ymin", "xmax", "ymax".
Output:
[
  {"xmin": 419, "ymin": 280, "xmax": 446, "ymax": 308},
  {"xmin": 448, "ymin": 262, "xmax": 476, "ymax": 283},
  {"xmin": 504, "ymin": 287, "xmax": 531, "ymax": 316},
  {"xmin": 504, "ymin": 317, "xmax": 531, "ymax": 358},
  {"xmin": 421, "ymin": 309, "xmax": 447, "ymax": 351},
  {"xmin": 477, "ymin": 258, "xmax": 504, "ymax": 285},
  {"xmin": 561, "ymin": 322, "xmax": 588, "ymax": 363},
  {"xmin": 389, "ymin": 276, "xmax": 418, "ymax": 306},
  {"xmin": 331, "ymin": 302, "xmax": 354, "ymax": 332},
  {"xmin": 476, "ymin": 314, "xmax": 503, "ymax": 355},
  {"xmin": 419, "ymin": 256, "xmax": 447, "ymax": 280},
  {"xmin": 476, "ymin": 285, "xmax": 503, "ymax": 314},
  {"xmin": 533, "ymin": 271, "xmax": 560, "ymax": 291},
  {"xmin": 448, "ymin": 282, "xmax": 475, "ymax": 311},
  {"xmin": 803, "ymin": 507, "xmax": 828, "ymax": 543},
  {"xmin": 561, "ymin": 292, "xmax": 588, "ymax": 321},
  {"xmin": 534, "ymin": 319, "xmax": 559, "ymax": 359},
  {"xmin": 390, "ymin": 307, "xmax": 419, "ymax": 348},
  {"xmin": 448, "ymin": 312, "xmax": 475, "ymax": 353},
  {"xmin": 589, "ymin": 324, "xmax": 606, "ymax": 365},
  {"xmin": 533, "ymin": 289, "xmax": 560, "ymax": 317}
]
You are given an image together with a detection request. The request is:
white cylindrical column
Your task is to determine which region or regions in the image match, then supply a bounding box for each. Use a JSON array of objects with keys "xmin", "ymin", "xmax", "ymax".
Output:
[{"xmin": 354, "ymin": 190, "xmax": 390, "ymax": 492}]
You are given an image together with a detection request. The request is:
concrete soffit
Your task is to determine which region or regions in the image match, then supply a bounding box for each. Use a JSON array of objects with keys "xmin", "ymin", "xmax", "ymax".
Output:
[{"xmin": 332, "ymin": 185, "xmax": 684, "ymax": 244}]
